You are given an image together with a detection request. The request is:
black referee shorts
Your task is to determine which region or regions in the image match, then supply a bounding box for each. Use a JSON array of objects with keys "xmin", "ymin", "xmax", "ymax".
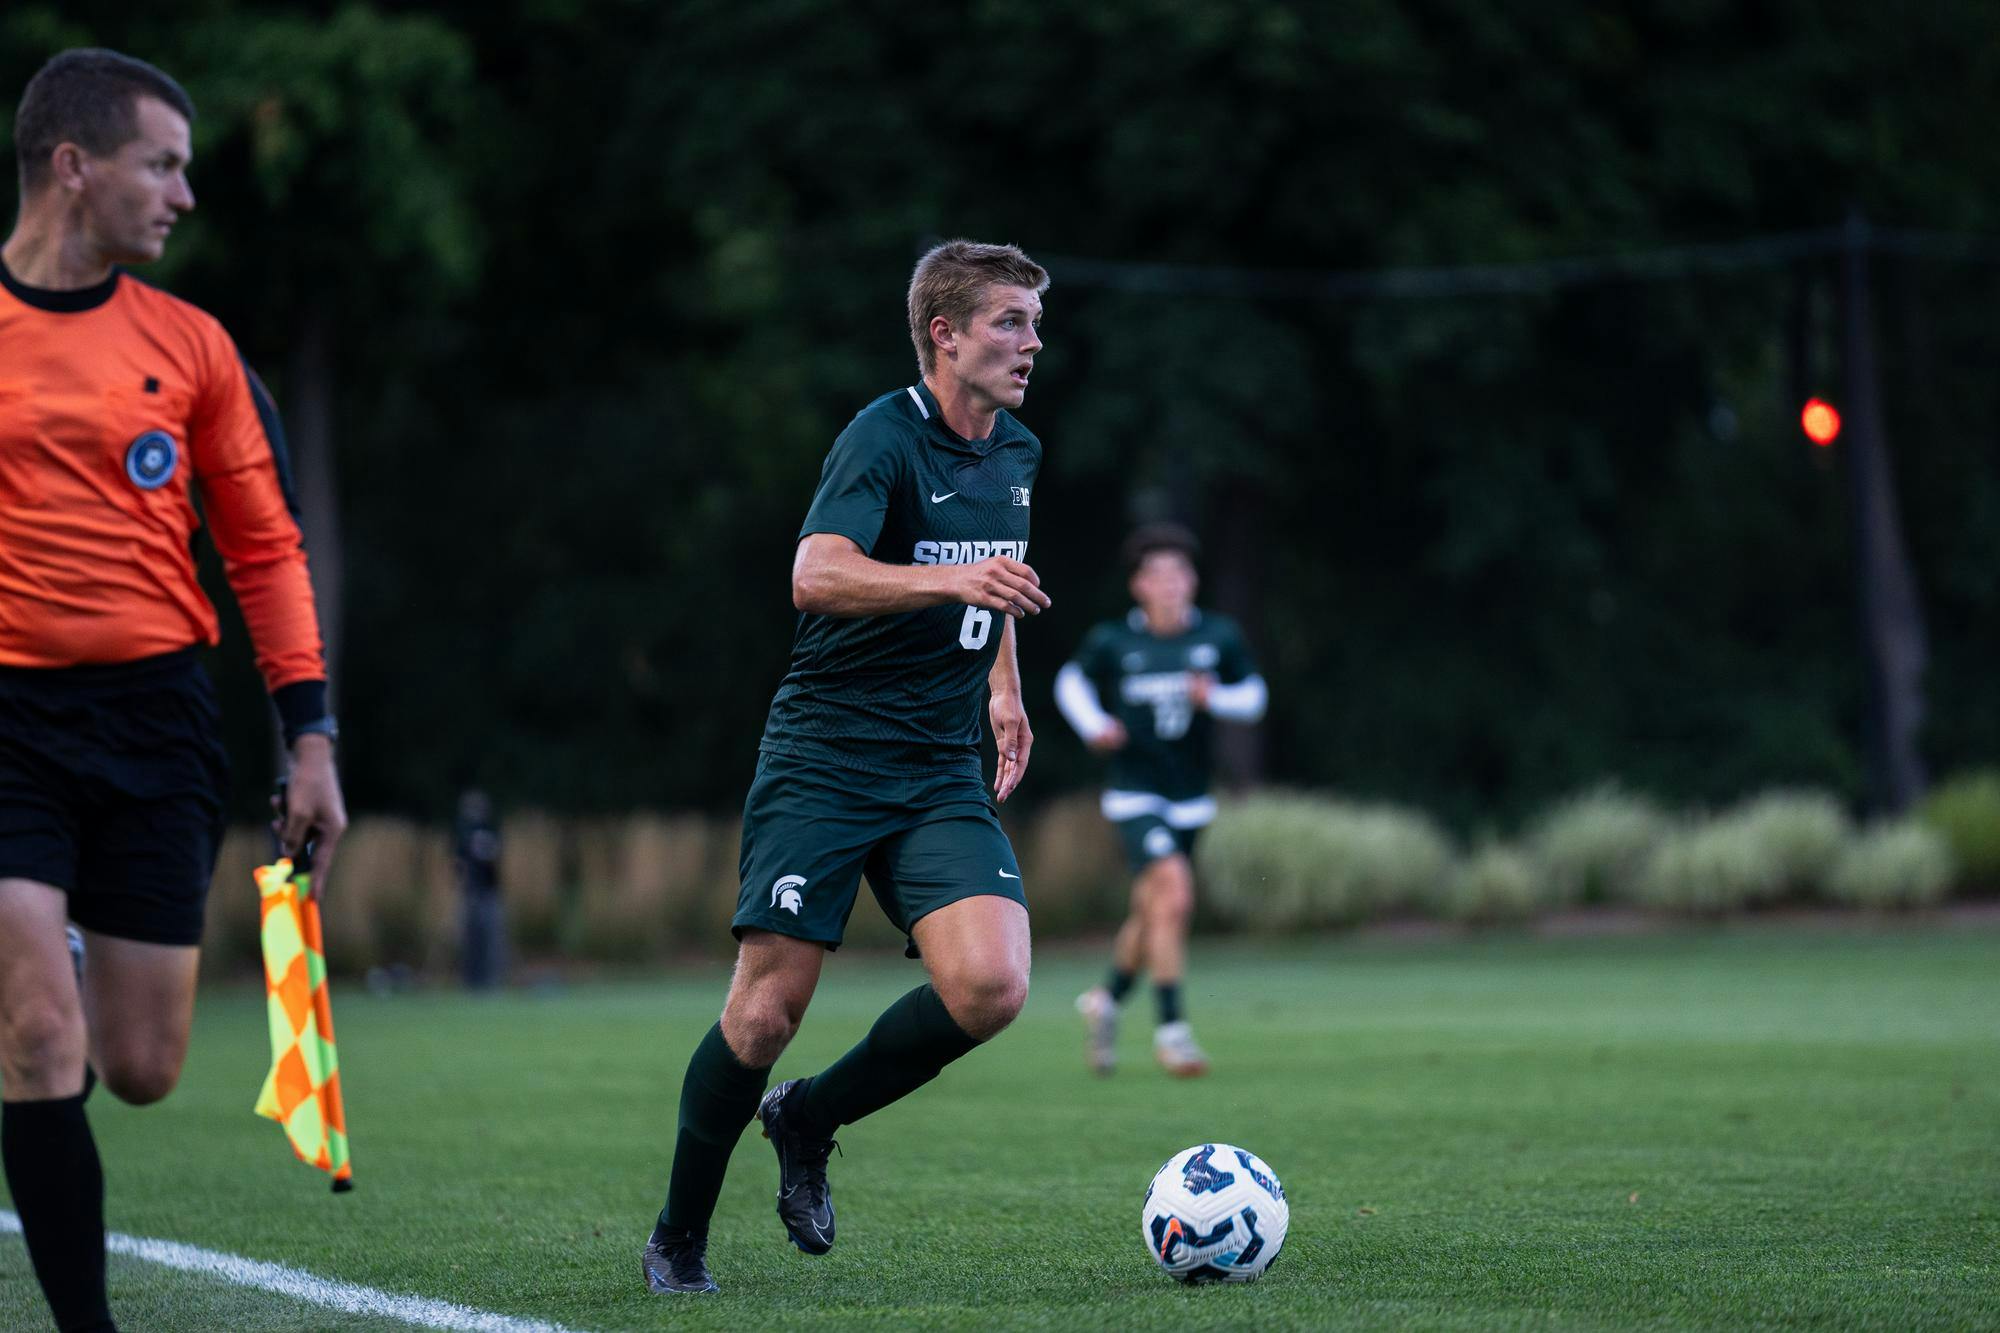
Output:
[{"xmin": 0, "ymin": 648, "xmax": 229, "ymax": 946}]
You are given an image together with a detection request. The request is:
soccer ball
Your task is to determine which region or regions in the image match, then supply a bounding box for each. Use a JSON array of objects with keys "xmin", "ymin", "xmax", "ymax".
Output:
[{"xmin": 1141, "ymin": 1143, "xmax": 1288, "ymax": 1283}]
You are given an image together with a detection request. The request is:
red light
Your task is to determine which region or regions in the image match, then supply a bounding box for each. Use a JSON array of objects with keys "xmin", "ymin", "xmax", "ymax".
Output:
[{"xmin": 1801, "ymin": 398, "xmax": 1841, "ymax": 446}]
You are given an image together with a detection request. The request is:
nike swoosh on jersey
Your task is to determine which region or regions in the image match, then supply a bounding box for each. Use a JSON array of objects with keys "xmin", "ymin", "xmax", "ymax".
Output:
[
  {"xmin": 930, "ymin": 491, "xmax": 958, "ymax": 503},
  {"xmin": 998, "ymin": 869, "xmax": 1020, "ymax": 879}
]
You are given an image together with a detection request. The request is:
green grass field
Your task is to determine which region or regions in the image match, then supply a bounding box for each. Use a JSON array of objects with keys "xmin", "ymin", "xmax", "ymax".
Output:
[{"xmin": 3, "ymin": 925, "xmax": 1997, "ymax": 1331}]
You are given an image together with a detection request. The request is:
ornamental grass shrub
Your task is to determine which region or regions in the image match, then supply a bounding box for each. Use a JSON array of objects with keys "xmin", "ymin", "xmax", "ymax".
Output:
[
  {"xmin": 202, "ymin": 826, "xmax": 272, "ymax": 977},
  {"xmin": 1920, "ymin": 770, "xmax": 2000, "ymax": 891},
  {"xmin": 499, "ymin": 808, "xmax": 567, "ymax": 952},
  {"xmin": 1727, "ymin": 790, "xmax": 1851, "ymax": 904},
  {"xmin": 571, "ymin": 814, "xmax": 727, "ymax": 961},
  {"xmin": 1637, "ymin": 817, "xmax": 1784, "ymax": 913},
  {"xmin": 1444, "ymin": 842, "xmax": 1541, "ymax": 924},
  {"xmin": 1526, "ymin": 786, "xmax": 1670, "ymax": 906},
  {"xmin": 1011, "ymin": 792, "xmax": 1128, "ymax": 934},
  {"xmin": 1198, "ymin": 793, "xmax": 1454, "ymax": 929},
  {"xmin": 1638, "ymin": 791, "xmax": 1851, "ymax": 912},
  {"xmin": 1826, "ymin": 821, "xmax": 1955, "ymax": 908}
]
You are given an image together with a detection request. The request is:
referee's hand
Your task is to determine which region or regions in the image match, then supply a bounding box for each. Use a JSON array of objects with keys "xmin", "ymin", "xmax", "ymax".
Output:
[{"xmin": 277, "ymin": 735, "xmax": 349, "ymax": 889}]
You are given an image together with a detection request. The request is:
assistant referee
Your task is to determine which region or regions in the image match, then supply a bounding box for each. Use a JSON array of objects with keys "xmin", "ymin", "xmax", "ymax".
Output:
[{"xmin": 1, "ymin": 49, "xmax": 347, "ymax": 1332}]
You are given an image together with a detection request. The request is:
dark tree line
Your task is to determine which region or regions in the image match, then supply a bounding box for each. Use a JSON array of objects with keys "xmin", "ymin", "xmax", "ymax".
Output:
[{"xmin": 5, "ymin": 1, "xmax": 1997, "ymax": 825}]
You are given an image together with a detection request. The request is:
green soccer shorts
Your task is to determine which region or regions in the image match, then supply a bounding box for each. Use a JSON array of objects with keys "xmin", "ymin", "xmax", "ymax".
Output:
[
  {"xmin": 732, "ymin": 750, "xmax": 1027, "ymax": 956},
  {"xmin": 1114, "ymin": 813, "xmax": 1203, "ymax": 875}
]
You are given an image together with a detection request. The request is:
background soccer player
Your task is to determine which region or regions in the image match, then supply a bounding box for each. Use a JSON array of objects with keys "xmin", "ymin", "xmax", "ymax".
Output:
[
  {"xmin": 0, "ymin": 49, "xmax": 346, "ymax": 1332},
  {"xmin": 1057, "ymin": 525, "xmax": 1266, "ymax": 1077},
  {"xmin": 640, "ymin": 240, "xmax": 1050, "ymax": 1295}
]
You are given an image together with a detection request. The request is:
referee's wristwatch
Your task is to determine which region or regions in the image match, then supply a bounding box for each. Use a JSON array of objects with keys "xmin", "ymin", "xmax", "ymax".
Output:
[{"xmin": 287, "ymin": 716, "xmax": 340, "ymax": 747}]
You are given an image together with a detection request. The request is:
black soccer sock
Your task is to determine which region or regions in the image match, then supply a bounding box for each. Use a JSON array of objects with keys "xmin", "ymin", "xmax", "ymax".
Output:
[
  {"xmin": 656, "ymin": 1023, "xmax": 771, "ymax": 1236},
  {"xmin": 1156, "ymin": 982, "xmax": 1184, "ymax": 1026},
  {"xmin": 3, "ymin": 1094, "xmax": 114, "ymax": 1333},
  {"xmin": 794, "ymin": 984, "xmax": 979, "ymax": 1137},
  {"xmin": 1106, "ymin": 968, "xmax": 1138, "ymax": 1004}
]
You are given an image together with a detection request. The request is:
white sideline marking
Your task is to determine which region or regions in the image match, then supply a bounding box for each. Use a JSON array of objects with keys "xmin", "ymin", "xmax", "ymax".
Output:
[{"xmin": 1, "ymin": 1210, "xmax": 587, "ymax": 1332}]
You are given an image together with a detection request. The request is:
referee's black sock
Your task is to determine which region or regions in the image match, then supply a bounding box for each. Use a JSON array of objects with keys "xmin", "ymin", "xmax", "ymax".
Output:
[
  {"xmin": 3, "ymin": 1094, "xmax": 115, "ymax": 1332},
  {"xmin": 794, "ymin": 984, "xmax": 979, "ymax": 1137},
  {"xmin": 655, "ymin": 1023, "xmax": 769, "ymax": 1237},
  {"xmin": 1106, "ymin": 968, "xmax": 1138, "ymax": 1004},
  {"xmin": 1156, "ymin": 982, "xmax": 1184, "ymax": 1026}
]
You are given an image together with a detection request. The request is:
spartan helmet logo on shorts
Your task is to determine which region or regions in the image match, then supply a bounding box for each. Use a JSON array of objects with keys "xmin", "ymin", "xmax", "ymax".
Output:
[{"xmin": 770, "ymin": 875, "xmax": 806, "ymax": 914}]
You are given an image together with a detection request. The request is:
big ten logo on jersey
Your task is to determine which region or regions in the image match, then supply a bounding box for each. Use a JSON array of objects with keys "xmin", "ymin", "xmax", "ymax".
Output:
[
  {"xmin": 911, "ymin": 539, "xmax": 1029, "ymax": 565},
  {"xmin": 1010, "ymin": 486, "xmax": 1030, "ymax": 506},
  {"xmin": 1123, "ymin": 671, "xmax": 1195, "ymax": 740}
]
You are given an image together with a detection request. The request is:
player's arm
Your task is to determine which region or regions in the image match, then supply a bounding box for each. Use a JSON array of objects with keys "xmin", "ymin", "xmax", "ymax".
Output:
[
  {"xmin": 1190, "ymin": 622, "xmax": 1268, "ymax": 722},
  {"xmin": 989, "ymin": 615, "xmax": 1033, "ymax": 802},
  {"xmin": 1054, "ymin": 659, "xmax": 1126, "ymax": 751},
  {"xmin": 1197, "ymin": 673, "xmax": 1267, "ymax": 721},
  {"xmin": 193, "ymin": 349, "xmax": 348, "ymax": 880},
  {"xmin": 792, "ymin": 533, "xmax": 1051, "ymax": 620}
]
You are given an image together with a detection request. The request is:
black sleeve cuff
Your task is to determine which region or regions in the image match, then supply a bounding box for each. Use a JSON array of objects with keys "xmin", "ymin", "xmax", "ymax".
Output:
[{"xmin": 272, "ymin": 680, "xmax": 330, "ymax": 738}]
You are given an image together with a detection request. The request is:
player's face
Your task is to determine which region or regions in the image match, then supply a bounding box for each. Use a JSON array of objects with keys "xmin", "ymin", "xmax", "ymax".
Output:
[
  {"xmin": 78, "ymin": 96, "xmax": 195, "ymax": 265},
  {"xmin": 1131, "ymin": 551, "xmax": 1197, "ymax": 620},
  {"xmin": 947, "ymin": 283, "xmax": 1043, "ymax": 416}
]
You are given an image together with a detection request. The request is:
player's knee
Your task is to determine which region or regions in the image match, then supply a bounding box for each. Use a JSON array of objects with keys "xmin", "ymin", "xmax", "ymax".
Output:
[
  {"xmin": 1156, "ymin": 877, "xmax": 1194, "ymax": 925},
  {"xmin": 99, "ymin": 1052, "xmax": 181, "ymax": 1106},
  {"xmin": 721, "ymin": 991, "xmax": 804, "ymax": 1066},
  {"xmin": 1143, "ymin": 859, "xmax": 1193, "ymax": 921},
  {"xmin": 942, "ymin": 966, "xmax": 1029, "ymax": 1040},
  {"xmin": 0, "ymin": 999, "xmax": 85, "ymax": 1088}
]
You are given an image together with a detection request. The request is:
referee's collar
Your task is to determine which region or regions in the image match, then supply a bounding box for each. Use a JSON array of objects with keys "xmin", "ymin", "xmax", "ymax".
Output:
[{"xmin": 0, "ymin": 259, "xmax": 121, "ymax": 313}]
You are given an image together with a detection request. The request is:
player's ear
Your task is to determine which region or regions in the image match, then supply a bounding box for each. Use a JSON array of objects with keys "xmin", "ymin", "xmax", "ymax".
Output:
[
  {"xmin": 930, "ymin": 315, "xmax": 956, "ymax": 361},
  {"xmin": 49, "ymin": 142, "xmax": 91, "ymax": 193}
]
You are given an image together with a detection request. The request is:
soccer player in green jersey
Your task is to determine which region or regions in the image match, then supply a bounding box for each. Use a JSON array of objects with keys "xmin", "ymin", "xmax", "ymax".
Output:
[
  {"xmin": 641, "ymin": 240, "xmax": 1051, "ymax": 1295},
  {"xmin": 1057, "ymin": 524, "xmax": 1267, "ymax": 1077}
]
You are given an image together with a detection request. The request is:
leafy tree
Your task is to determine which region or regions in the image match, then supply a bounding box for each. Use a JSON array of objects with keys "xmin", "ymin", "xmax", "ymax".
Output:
[{"xmin": 6, "ymin": 0, "xmax": 1997, "ymax": 824}]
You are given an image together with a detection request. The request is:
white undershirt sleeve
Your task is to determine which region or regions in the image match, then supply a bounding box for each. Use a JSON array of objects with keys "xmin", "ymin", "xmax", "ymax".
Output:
[
  {"xmin": 1206, "ymin": 673, "xmax": 1268, "ymax": 722},
  {"xmin": 1054, "ymin": 661, "xmax": 1116, "ymax": 741}
]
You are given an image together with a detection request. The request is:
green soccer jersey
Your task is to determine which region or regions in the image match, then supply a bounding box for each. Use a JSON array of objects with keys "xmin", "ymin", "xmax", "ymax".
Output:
[
  {"xmin": 759, "ymin": 382, "xmax": 1040, "ymax": 777},
  {"xmin": 1067, "ymin": 610, "xmax": 1259, "ymax": 801}
]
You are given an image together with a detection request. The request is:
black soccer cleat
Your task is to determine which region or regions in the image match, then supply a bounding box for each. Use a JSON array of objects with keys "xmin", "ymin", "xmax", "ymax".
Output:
[
  {"xmin": 641, "ymin": 1230, "xmax": 719, "ymax": 1294},
  {"xmin": 757, "ymin": 1078, "xmax": 838, "ymax": 1255}
]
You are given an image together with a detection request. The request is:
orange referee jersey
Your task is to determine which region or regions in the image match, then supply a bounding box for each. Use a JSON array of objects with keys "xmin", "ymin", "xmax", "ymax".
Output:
[{"xmin": 0, "ymin": 263, "xmax": 324, "ymax": 692}]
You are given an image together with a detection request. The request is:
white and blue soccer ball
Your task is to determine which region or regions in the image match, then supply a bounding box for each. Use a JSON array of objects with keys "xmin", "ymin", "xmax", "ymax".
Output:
[{"xmin": 1141, "ymin": 1143, "xmax": 1288, "ymax": 1283}]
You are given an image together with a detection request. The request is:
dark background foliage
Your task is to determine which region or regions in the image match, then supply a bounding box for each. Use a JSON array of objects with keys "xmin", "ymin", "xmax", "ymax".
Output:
[{"xmin": 5, "ymin": 0, "xmax": 1996, "ymax": 825}]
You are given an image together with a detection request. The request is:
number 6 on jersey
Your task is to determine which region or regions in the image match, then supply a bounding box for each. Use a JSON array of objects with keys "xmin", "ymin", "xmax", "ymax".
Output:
[{"xmin": 959, "ymin": 605, "xmax": 993, "ymax": 650}]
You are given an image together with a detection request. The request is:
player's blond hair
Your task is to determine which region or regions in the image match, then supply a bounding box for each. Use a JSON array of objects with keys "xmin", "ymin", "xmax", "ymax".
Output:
[{"xmin": 907, "ymin": 240, "xmax": 1049, "ymax": 376}]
